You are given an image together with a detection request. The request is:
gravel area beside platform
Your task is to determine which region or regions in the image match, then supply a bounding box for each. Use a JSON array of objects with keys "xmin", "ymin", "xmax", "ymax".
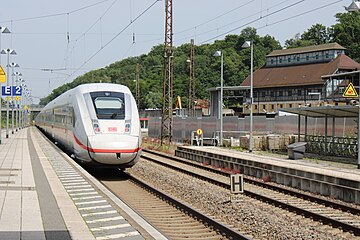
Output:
[{"xmin": 128, "ymin": 160, "xmax": 359, "ymax": 240}]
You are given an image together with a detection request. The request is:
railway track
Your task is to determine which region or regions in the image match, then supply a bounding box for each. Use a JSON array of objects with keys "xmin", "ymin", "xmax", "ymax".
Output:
[
  {"xmin": 142, "ymin": 149, "xmax": 360, "ymax": 237},
  {"xmin": 91, "ymin": 168, "xmax": 250, "ymax": 240}
]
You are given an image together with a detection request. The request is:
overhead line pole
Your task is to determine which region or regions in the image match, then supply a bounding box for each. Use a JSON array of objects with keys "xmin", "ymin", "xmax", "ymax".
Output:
[
  {"xmin": 188, "ymin": 39, "xmax": 195, "ymax": 117},
  {"xmin": 136, "ymin": 63, "xmax": 140, "ymax": 108},
  {"xmin": 161, "ymin": 0, "xmax": 173, "ymax": 145}
]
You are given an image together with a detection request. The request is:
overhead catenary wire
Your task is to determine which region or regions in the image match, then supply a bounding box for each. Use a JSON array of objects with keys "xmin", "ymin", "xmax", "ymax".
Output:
[
  {"xmin": 62, "ymin": 0, "xmax": 161, "ymax": 84},
  {"xmin": 63, "ymin": 0, "xmax": 119, "ymax": 69},
  {"xmin": 256, "ymin": 0, "xmax": 343, "ymax": 31},
  {"xmin": 175, "ymin": 0, "xmax": 256, "ymax": 35},
  {"xmin": 174, "ymin": 0, "xmax": 295, "ymax": 44},
  {"xmin": 0, "ymin": 0, "xmax": 112, "ymax": 23},
  {"xmin": 199, "ymin": 0, "xmax": 306, "ymax": 44}
]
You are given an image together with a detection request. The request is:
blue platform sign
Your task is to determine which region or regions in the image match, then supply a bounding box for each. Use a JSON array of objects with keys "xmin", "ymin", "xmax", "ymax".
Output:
[{"xmin": 1, "ymin": 86, "xmax": 22, "ymax": 96}]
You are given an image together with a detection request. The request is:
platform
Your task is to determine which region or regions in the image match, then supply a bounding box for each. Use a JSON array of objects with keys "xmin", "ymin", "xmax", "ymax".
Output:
[
  {"xmin": 176, "ymin": 146, "xmax": 360, "ymax": 204},
  {"xmin": 0, "ymin": 127, "xmax": 167, "ymax": 240}
]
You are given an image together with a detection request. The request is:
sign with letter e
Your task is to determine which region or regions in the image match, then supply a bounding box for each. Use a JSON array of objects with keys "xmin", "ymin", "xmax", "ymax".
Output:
[{"xmin": 230, "ymin": 174, "xmax": 244, "ymax": 194}]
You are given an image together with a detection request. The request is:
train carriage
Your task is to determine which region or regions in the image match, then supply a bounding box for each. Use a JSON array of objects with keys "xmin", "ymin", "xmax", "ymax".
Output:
[{"xmin": 35, "ymin": 83, "xmax": 141, "ymax": 169}]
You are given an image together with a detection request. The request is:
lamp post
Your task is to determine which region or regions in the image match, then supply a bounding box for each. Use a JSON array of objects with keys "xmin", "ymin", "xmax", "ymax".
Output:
[
  {"xmin": 17, "ymin": 78, "xmax": 24, "ymax": 130},
  {"xmin": 0, "ymin": 26, "xmax": 10, "ymax": 66},
  {"xmin": 20, "ymin": 83, "xmax": 27, "ymax": 129},
  {"xmin": 10, "ymin": 64, "xmax": 19, "ymax": 134},
  {"xmin": 213, "ymin": 51, "xmax": 223, "ymax": 146},
  {"xmin": 0, "ymin": 26, "xmax": 10, "ymax": 144},
  {"xmin": 1, "ymin": 49, "xmax": 17, "ymax": 138},
  {"xmin": 242, "ymin": 41, "xmax": 254, "ymax": 152},
  {"xmin": 13, "ymin": 72, "xmax": 22, "ymax": 132}
]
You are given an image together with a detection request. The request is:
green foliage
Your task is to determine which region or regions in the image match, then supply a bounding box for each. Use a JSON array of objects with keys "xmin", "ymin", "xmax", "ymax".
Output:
[
  {"xmin": 42, "ymin": 9, "xmax": 360, "ymax": 109},
  {"xmin": 40, "ymin": 27, "xmax": 280, "ymax": 109},
  {"xmin": 285, "ymin": 12, "xmax": 360, "ymax": 63},
  {"xmin": 332, "ymin": 11, "xmax": 360, "ymax": 62}
]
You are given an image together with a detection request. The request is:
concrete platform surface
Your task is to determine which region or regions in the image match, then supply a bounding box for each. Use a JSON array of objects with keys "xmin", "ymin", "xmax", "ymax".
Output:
[{"xmin": 0, "ymin": 127, "xmax": 167, "ymax": 240}]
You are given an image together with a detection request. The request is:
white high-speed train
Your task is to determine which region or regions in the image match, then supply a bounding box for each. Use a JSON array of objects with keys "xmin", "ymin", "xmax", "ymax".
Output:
[{"xmin": 35, "ymin": 83, "xmax": 141, "ymax": 169}]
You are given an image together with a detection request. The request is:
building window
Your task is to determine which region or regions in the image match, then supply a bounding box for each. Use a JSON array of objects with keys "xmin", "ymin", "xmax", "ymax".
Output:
[
  {"xmin": 255, "ymin": 105, "xmax": 258, "ymax": 110},
  {"xmin": 288, "ymin": 90, "xmax": 292, "ymax": 96},
  {"xmin": 288, "ymin": 57, "xmax": 291, "ymax": 62},
  {"xmin": 306, "ymin": 55, "xmax": 309, "ymax": 60},
  {"xmin": 271, "ymin": 59, "xmax": 274, "ymax": 64},
  {"xmin": 316, "ymin": 54, "xmax": 319, "ymax": 59},
  {"xmin": 280, "ymin": 104, "xmax": 283, "ymax": 108},
  {"xmin": 297, "ymin": 56, "xmax": 300, "ymax": 61},
  {"xmin": 270, "ymin": 91, "xmax": 274, "ymax": 97},
  {"xmin": 297, "ymin": 89, "xmax": 302, "ymax": 96},
  {"xmin": 261, "ymin": 91, "xmax": 265, "ymax": 97},
  {"xmin": 271, "ymin": 104, "xmax": 274, "ymax": 110},
  {"xmin": 278, "ymin": 91, "xmax": 283, "ymax": 97},
  {"xmin": 289, "ymin": 104, "xmax": 293, "ymax": 108}
]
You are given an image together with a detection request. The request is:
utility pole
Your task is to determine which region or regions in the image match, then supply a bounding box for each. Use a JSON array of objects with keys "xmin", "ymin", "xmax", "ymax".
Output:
[
  {"xmin": 161, "ymin": 0, "xmax": 173, "ymax": 145},
  {"xmin": 188, "ymin": 39, "xmax": 195, "ymax": 117},
  {"xmin": 136, "ymin": 64, "xmax": 140, "ymax": 108}
]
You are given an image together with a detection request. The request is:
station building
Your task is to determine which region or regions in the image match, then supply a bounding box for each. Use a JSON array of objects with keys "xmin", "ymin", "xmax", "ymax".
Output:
[{"xmin": 240, "ymin": 43, "xmax": 360, "ymax": 114}]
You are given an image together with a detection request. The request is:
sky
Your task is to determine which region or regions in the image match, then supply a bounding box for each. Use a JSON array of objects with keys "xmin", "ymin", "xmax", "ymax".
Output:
[{"xmin": 0, "ymin": 0, "xmax": 351, "ymax": 104}]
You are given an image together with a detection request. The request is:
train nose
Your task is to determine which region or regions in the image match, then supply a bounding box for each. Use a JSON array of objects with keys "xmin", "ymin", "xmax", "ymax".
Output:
[{"xmin": 87, "ymin": 135, "xmax": 141, "ymax": 165}]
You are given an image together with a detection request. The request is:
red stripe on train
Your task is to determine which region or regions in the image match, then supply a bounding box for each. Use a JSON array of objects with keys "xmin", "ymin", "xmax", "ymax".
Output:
[{"xmin": 73, "ymin": 133, "xmax": 141, "ymax": 153}]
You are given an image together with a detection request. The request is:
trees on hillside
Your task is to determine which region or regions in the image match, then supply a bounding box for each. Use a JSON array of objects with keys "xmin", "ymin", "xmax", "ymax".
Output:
[{"xmin": 40, "ymin": 11, "xmax": 360, "ymax": 110}]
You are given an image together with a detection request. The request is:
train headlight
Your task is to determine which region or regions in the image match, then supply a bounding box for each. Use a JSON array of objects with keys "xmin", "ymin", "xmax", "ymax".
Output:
[
  {"xmin": 125, "ymin": 120, "xmax": 131, "ymax": 133},
  {"xmin": 92, "ymin": 119, "xmax": 101, "ymax": 134}
]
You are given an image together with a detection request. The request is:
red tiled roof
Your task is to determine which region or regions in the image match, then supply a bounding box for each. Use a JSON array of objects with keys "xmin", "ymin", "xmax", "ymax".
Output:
[{"xmin": 241, "ymin": 54, "xmax": 360, "ymax": 89}]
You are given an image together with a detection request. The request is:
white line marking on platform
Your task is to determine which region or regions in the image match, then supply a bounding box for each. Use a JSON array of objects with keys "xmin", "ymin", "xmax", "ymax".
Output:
[
  {"xmin": 59, "ymin": 176, "xmax": 82, "ymax": 180},
  {"xmin": 64, "ymin": 185, "xmax": 92, "ymax": 189},
  {"xmin": 91, "ymin": 223, "xmax": 131, "ymax": 231},
  {"xmin": 75, "ymin": 200, "xmax": 107, "ymax": 205},
  {"xmin": 78, "ymin": 205, "xmax": 112, "ymax": 211},
  {"xmin": 67, "ymin": 188, "xmax": 94, "ymax": 193},
  {"xmin": 69, "ymin": 192, "xmax": 98, "ymax": 196},
  {"xmin": 61, "ymin": 179, "xmax": 85, "ymax": 183},
  {"xmin": 96, "ymin": 231, "xmax": 140, "ymax": 239},
  {"xmin": 73, "ymin": 196, "xmax": 102, "ymax": 201},
  {"xmin": 86, "ymin": 216, "xmax": 124, "ymax": 224},
  {"xmin": 63, "ymin": 182, "xmax": 88, "ymax": 186},
  {"xmin": 59, "ymin": 174, "xmax": 79, "ymax": 178},
  {"xmin": 82, "ymin": 210, "xmax": 117, "ymax": 217},
  {"xmin": 64, "ymin": 185, "xmax": 91, "ymax": 190}
]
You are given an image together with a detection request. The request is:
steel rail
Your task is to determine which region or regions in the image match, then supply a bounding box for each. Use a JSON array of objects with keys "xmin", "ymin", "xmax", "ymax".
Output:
[
  {"xmin": 126, "ymin": 173, "xmax": 250, "ymax": 240},
  {"xmin": 142, "ymin": 149, "xmax": 360, "ymax": 236},
  {"xmin": 144, "ymin": 149, "xmax": 360, "ymax": 215}
]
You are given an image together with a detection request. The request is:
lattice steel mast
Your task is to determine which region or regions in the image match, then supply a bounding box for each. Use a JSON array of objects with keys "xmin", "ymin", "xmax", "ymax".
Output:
[
  {"xmin": 188, "ymin": 39, "xmax": 195, "ymax": 117},
  {"xmin": 161, "ymin": 0, "xmax": 173, "ymax": 145}
]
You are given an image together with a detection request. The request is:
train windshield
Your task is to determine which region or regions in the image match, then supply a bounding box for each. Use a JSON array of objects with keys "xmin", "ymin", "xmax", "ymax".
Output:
[{"xmin": 90, "ymin": 92, "xmax": 125, "ymax": 120}]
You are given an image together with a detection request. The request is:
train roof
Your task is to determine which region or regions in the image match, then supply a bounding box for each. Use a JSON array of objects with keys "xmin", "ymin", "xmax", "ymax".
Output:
[
  {"xmin": 72, "ymin": 83, "xmax": 132, "ymax": 95},
  {"xmin": 42, "ymin": 83, "xmax": 131, "ymax": 111}
]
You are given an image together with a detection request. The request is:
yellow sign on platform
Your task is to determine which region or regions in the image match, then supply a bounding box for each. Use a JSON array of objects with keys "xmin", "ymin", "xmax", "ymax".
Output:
[
  {"xmin": 0, "ymin": 65, "xmax": 6, "ymax": 83},
  {"xmin": 343, "ymin": 82, "xmax": 358, "ymax": 98},
  {"xmin": 196, "ymin": 128, "xmax": 203, "ymax": 135},
  {"xmin": 15, "ymin": 96, "xmax": 21, "ymax": 101}
]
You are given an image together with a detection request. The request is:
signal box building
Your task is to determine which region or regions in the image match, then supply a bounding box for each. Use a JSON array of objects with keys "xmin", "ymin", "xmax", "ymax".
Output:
[{"xmin": 240, "ymin": 43, "xmax": 360, "ymax": 114}]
